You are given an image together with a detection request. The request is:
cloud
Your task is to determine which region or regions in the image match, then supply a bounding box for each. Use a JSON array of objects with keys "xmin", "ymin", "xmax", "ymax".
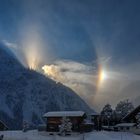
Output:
[
  {"xmin": 2, "ymin": 39, "xmax": 140, "ymax": 112},
  {"xmin": 42, "ymin": 60, "xmax": 97, "ymax": 106},
  {"xmin": 1, "ymin": 0, "xmax": 140, "ymax": 112}
]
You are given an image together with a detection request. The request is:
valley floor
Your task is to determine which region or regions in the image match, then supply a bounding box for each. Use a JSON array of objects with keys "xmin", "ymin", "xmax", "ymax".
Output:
[{"xmin": 0, "ymin": 130, "xmax": 140, "ymax": 140}]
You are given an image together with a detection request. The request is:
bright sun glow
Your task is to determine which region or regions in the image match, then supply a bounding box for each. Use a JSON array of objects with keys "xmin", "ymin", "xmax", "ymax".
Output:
[
  {"xmin": 100, "ymin": 70, "xmax": 107, "ymax": 81},
  {"xmin": 97, "ymin": 68, "xmax": 108, "ymax": 89},
  {"xmin": 20, "ymin": 25, "xmax": 46, "ymax": 71},
  {"xmin": 42, "ymin": 65, "xmax": 57, "ymax": 77}
]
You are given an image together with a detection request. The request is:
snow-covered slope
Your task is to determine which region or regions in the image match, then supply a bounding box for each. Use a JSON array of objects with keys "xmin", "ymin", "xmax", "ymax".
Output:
[
  {"xmin": 0, "ymin": 43, "xmax": 93, "ymax": 129},
  {"xmin": 0, "ymin": 130, "xmax": 140, "ymax": 140}
]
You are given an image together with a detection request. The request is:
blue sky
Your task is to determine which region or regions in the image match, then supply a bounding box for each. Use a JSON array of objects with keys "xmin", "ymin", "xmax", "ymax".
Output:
[
  {"xmin": 0, "ymin": 0, "xmax": 140, "ymax": 63},
  {"xmin": 1, "ymin": 0, "xmax": 140, "ymax": 110}
]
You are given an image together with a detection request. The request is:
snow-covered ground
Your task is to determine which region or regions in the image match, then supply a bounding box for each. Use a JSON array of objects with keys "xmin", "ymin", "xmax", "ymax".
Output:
[{"xmin": 0, "ymin": 130, "xmax": 140, "ymax": 140}]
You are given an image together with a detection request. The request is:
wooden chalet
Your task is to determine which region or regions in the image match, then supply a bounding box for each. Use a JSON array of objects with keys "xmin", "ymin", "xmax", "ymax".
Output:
[
  {"xmin": 43, "ymin": 111, "xmax": 86, "ymax": 132},
  {"xmin": 122, "ymin": 105, "xmax": 140, "ymax": 123}
]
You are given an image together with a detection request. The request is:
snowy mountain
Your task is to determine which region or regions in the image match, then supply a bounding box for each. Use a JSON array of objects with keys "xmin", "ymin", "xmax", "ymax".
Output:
[{"xmin": 0, "ymin": 43, "xmax": 93, "ymax": 129}]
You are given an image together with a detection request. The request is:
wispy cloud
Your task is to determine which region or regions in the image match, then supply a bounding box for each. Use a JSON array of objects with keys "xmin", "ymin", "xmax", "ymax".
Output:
[
  {"xmin": 42, "ymin": 60, "xmax": 97, "ymax": 106},
  {"xmin": 2, "ymin": 40, "xmax": 17, "ymax": 49}
]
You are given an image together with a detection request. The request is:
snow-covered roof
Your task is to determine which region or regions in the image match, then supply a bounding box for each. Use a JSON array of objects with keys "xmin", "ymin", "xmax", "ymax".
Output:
[
  {"xmin": 122, "ymin": 105, "xmax": 140, "ymax": 121},
  {"xmin": 43, "ymin": 111, "xmax": 85, "ymax": 117},
  {"xmin": 115, "ymin": 123, "xmax": 136, "ymax": 127}
]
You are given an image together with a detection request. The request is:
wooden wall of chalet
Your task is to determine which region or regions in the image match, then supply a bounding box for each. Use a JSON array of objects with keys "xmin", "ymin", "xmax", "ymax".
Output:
[{"xmin": 46, "ymin": 116, "xmax": 84, "ymax": 132}]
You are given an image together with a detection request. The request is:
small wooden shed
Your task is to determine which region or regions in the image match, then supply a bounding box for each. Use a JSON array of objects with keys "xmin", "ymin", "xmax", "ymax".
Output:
[{"xmin": 43, "ymin": 111, "xmax": 86, "ymax": 132}]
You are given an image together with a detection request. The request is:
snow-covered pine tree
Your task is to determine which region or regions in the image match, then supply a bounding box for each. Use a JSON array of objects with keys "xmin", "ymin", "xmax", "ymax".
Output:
[
  {"xmin": 115, "ymin": 99, "xmax": 134, "ymax": 119},
  {"xmin": 59, "ymin": 117, "xmax": 72, "ymax": 136},
  {"xmin": 101, "ymin": 104, "xmax": 113, "ymax": 117},
  {"xmin": 22, "ymin": 120, "xmax": 29, "ymax": 132},
  {"xmin": 101, "ymin": 104, "xmax": 113, "ymax": 126}
]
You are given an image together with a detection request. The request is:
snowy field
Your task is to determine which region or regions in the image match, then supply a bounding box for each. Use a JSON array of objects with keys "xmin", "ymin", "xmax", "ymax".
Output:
[{"xmin": 0, "ymin": 130, "xmax": 140, "ymax": 140}]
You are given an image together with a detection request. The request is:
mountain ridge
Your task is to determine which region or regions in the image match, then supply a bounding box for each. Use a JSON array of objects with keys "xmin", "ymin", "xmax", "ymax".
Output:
[{"xmin": 0, "ymin": 43, "xmax": 93, "ymax": 129}]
